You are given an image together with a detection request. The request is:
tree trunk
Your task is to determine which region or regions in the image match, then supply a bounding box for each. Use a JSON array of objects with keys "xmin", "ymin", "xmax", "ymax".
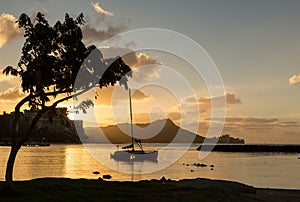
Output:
[
  {"xmin": 3, "ymin": 93, "xmax": 83, "ymax": 191},
  {"xmin": 4, "ymin": 107, "xmax": 49, "ymax": 190},
  {"xmin": 4, "ymin": 144, "xmax": 21, "ymax": 191}
]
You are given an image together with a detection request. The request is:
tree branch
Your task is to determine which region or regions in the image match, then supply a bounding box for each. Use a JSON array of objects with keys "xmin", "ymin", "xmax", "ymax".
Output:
[
  {"xmin": 11, "ymin": 89, "xmax": 74, "ymax": 145},
  {"xmin": 17, "ymin": 85, "xmax": 95, "ymax": 146},
  {"xmin": 11, "ymin": 95, "xmax": 32, "ymax": 145}
]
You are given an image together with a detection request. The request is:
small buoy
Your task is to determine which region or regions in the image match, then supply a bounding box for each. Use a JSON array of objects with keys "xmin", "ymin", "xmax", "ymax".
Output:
[
  {"xmin": 195, "ymin": 163, "xmax": 207, "ymax": 167},
  {"xmin": 102, "ymin": 174, "xmax": 112, "ymax": 179},
  {"xmin": 190, "ymin": 170, "xmax": 194, "ymax": 172}
]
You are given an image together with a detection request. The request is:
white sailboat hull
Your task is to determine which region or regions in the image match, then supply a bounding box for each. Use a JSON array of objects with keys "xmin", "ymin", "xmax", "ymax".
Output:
[{"xmin": 110, "ymin": 150, "xmax": 158, "ymax": 162}]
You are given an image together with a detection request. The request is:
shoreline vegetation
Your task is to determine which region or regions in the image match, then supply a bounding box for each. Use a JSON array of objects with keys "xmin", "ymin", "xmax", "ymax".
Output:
[
  {"xmin": 2, "ymin": 142, "xmax": 300, "ymax": 154},
  {"xmin": 1, "ymin": 178, "xmax": 300, "ymax": 201}
]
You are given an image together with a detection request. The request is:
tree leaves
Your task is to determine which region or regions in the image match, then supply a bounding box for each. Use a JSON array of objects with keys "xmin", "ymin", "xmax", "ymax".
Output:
[{"xmin": 2, "ymin": 12, "xmax": 132, "ymax": 111}]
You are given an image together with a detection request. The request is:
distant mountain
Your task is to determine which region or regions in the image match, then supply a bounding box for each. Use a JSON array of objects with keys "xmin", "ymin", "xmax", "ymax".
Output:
[{"xmin": 84, "ymin": 119, "xmax": 244, "ymax": 144}]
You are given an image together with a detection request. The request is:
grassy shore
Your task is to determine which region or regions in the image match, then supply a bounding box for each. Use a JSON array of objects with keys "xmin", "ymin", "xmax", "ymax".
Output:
[{"xmin": 1, "ymin": 178, "xmax": 300, "ymax": 202}]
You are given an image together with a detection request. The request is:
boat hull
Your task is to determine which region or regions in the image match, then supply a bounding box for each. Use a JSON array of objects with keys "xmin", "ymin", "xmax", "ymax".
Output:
[{"xmin": 110, "ymin": 150, "xmax": 158, "ymax": 162}]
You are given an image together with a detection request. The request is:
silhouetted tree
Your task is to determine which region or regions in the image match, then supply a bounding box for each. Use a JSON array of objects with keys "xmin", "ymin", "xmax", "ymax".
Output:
[{"xmin": 2, "ymin": 12, "xmax": 131, "ymax": 190}]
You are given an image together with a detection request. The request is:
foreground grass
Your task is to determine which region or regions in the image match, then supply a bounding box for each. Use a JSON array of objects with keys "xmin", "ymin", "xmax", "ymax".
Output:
[{"xmin": 0, "ymin": 178, "xmax": 299, "ymax": 202}]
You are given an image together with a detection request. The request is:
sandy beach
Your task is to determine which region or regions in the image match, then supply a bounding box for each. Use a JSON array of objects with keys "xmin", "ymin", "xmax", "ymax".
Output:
[{"xmin": 1, "ymin": 178, "xmax": 300, "ymax": 201}]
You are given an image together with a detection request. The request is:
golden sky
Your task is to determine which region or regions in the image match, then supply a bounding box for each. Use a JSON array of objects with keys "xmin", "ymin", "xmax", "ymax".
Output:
[{"xmin": 1, "ymin": 0, "xmax": 300, "ymax": 143}]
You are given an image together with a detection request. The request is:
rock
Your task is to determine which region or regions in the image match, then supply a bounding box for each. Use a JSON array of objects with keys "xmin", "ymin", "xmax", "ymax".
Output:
[
  {"xmin": 190, "ymin": 170, "xmax": 194, "ymax": 172},
  {"xmin": 102, "ymin": 174, "xmax": 112, "ymax": 180},
  {"xmin": 186, "ymin": 164, "xmax": 189, "ymax": 166},
  {"xmin": 195, "ymin": 163, "xmax": 207, "ymax": 167},
  {"xmin": 93, "ymin": 171, "xmax": 100, "ymax": 175}
]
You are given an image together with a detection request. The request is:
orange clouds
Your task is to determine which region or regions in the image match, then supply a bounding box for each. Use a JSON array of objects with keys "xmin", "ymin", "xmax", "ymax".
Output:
[
  {"xmin": 289, "ymin": 74, "xmax": 300, "ymax": 85},
  {"xmin": 83, "ymin": 24, "xmax": 126, "ymax": 42},
  {"xmin": 0, "ymin": 13, "xmax": 22, "ymax": 47},
  {"xmin": 0, "ymin": 87, "xmax": 24, "ymax": 100},
  {"xmin": 225, "ymin": 93, "xmax": 242, "ymax": 104},
  {"xmin": 91, "ymin": 2, "xmax": 114, "ymax": 17},
  {"xmin": 123, "ymin": 52, "xmax": 162, "ymax": 82},
  {"xmin": 95, "ymin": 86, "xmax": 152, "ymax": 105},
  {"xmin": 198, "ymin": 116, "xmax": 300, "ymax": 143},
  {"xmin": 167, "ymin": 111, "xmax": 182, "ymax": 121},
  {"xmin": 100, "ymin": 47, "xmax": 162, "ymax": 82},
  {"xmin": 184, "ymin": 93, "xmax": 241, "ymax": 114}
]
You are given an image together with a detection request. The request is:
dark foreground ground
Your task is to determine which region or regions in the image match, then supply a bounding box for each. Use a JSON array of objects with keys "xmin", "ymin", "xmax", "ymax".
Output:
[{"xmin": 1, "ymin": 178, "xmax": 300, "ymax": 202}]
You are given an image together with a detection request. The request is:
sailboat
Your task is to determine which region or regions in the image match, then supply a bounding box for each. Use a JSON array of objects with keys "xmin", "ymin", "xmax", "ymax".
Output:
[{"xmin": 110, "ymin": 89, "xmax": 158, "ymax": 162}]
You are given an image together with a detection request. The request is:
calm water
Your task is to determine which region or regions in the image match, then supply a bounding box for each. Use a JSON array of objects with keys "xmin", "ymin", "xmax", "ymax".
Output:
[{"xmin": 0, "ymin": 144, "xmax": 299, "ymax": 189}]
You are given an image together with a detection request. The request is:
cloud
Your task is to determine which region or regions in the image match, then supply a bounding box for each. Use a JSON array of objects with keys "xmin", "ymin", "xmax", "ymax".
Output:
[
  {"xmin": 91, "ymin": 2, "xmax": 114, "ymax": 17},
  {"xmin": 0, "ymin": 13, "xmax": 23, "ymax": 48},
  {"xmin": 167, "ymin": 111, "xmax": 181, "ymax": 121},
  {"xmin": 0, "ymin": 73, "xmax": 16, "ymax": 83},
  {"xmin": 185, "ymin": 93, "xmax": 241, "ymax": 113},
  {"xmin": 196, "ymin": 116, "xmax": 300, "ymax": 143},
  {"xmin": 100, "ymin": 46, "xmax": 162, "ymax": 82},
  {"xmin": 131, "ymin": 112, "xmax": 166, "ymax": 123},
  {"xmin": 0, "ymin": 73, "xmax": 21, "ymax": 92},
  {"xmin": 289, "ymin": 74, "xmax": 300, "ymax": 85},
  {"xmin": 82, "ymin": 10, "xmax": 127, "ymax": 43},
  {"xmin": 163, "ymin": 93, "xmax": 242, "ymax": 135},
  {"xmin": 225, "ymin": 93, "xmax": 242, "ymax": 104},
  {"xmin": 83, "ymin": 24, "xmax": 126, "ymax": 42},
  {"xmin": 124, "ymin": 53, "xmax": 162, "ymax": 82},
  {"xmin": 209, "ymin": 117, "xmax": 278, "ymax": 123},
  {"xmin": 124, "ymin": 53, "xmax": 159, "ymax": 67},
  {"xmin": 131, "ymin": 88, "xmax": 152, "ymax": 100},
  {"xmin": 206, "ymin": 116, "xmax": 300, "ymax": 132},
  {"xmin": 0, "ymin": 87, "xmax": 24, "ymax": 100},
  {"xmin": 95, "ymin": 86, "xmax": 152, "ymax": 105}
]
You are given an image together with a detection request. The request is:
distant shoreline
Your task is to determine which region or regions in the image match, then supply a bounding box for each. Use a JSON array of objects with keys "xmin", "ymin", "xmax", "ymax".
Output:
[
  {"xmin": 197, "ymin": 144, "xmax": 300, "ymax": 153},
  {"xmin": 1, "ymin": 177, "xmax": 300, "ymax": 201},
  {"xmin": 2, "ymin": 143, "xmax": 300, "ymax": 152}
]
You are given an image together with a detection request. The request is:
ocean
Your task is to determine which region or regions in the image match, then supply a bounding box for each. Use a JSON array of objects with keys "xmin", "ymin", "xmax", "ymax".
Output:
[{"xmin": 0, "ymin": 144, "xmax": 299, "ymax": 189}]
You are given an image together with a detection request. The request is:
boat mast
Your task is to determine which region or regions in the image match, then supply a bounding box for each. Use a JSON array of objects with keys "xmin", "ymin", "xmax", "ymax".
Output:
[{"xmin": 129, "ymin": 88, "xmax": 135, "ymax": 151}]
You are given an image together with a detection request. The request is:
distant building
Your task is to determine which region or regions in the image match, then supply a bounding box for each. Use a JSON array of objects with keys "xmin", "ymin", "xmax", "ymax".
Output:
[
  {"xmin": 0, "ymin": 111, "xmax": 14, "ymax": 137},
  {"xmin": 0, "ymin": 108, "xmax": 85, "ymax": 143}
]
